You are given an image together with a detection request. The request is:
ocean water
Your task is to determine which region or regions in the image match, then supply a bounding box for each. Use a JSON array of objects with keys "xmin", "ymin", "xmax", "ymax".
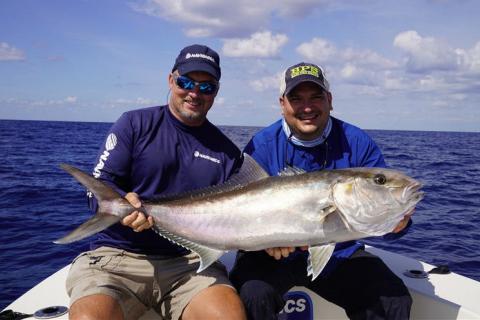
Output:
[{"xmin": 1, "ymin": 119, "xmax": 479, "ymax": 310}]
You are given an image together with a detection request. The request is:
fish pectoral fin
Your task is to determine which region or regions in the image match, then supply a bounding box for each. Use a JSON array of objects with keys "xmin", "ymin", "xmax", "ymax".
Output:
[
  {"xmin": 193, "ymin": 245, "xmax": 226, "ymax": 273},
  {"xmin": 307, "ymin": 244, "xmax": 336, "ymax": 281},
  {"xmin": 152, "ymin": 226, "xmax": 226, "ymax": 273},
  {"xmin": 319, "ymin": 205, "xmax": 336, "ymax": 217}
]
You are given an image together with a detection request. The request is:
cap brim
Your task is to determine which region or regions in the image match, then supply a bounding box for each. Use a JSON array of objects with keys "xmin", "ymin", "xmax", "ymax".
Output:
[
  {"xmin": 177, "ymin": 63, "xmax": 220, "ymax": 81},
  {"xmin": 284, "ymin": 78, "xmax": 327, "ymax": 96}
]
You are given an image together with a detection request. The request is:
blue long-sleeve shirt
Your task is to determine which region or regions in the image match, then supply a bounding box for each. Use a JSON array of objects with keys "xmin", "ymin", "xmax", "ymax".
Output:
[
  {"xmin": 88, "ymin": 105, "xmax": 241, "ymax": 255},
  {"xmin": 244, "ymin": 116, "xmax": 409, "ymax": 275}
]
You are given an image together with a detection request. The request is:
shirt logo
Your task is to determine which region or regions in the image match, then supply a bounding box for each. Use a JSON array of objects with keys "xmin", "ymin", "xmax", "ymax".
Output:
[{"xmin": 194, "ymin": 150, "xmax": 221, "ymax": 164}]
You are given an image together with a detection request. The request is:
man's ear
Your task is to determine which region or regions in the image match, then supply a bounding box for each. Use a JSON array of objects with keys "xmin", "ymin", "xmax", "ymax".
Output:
[
  {"xmin": 279, "ymin": 96, "xmax": 286, "ymax": 115},
  {"xmin": 327, "ymin": 91, "xmax": 333, "ymax": 111},
  {"xmin": 168, "ymin": 73, "xmax": 175, "ymax": 91}
]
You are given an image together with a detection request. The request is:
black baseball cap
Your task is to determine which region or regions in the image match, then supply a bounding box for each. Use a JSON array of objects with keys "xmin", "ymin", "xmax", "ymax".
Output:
[
  {"xmin": 172, "ymin": 44, "xmax": 221, "ymax": 81},
  {"xmin": 279, "ymin": 62, "xmax": 329, "ymax": 96}
]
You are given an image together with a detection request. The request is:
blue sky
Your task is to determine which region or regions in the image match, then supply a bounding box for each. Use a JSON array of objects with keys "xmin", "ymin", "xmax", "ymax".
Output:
[{"xmin": 1, "ymin": 0, "xmax": 479, "ymax": 132}]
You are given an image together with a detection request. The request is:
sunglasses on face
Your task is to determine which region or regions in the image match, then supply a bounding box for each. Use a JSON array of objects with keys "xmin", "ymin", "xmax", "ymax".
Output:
[{"xmin": 173, "ymin": 74, "xmax": 218, "ymax": 95}]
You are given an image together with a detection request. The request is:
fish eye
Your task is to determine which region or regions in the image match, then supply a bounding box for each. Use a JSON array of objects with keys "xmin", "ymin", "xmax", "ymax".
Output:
[{"xmin": 373, "ymin": 174, "xmax": 387, "ymax": 185}]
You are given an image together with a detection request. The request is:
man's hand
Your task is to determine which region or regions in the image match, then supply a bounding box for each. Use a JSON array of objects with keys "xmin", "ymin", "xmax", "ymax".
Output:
[
  {"xmin": 121, "ymin": 192, "xmax": 154, "ymax": 232},
  {"xmin": 392, "ymin": 209, "xmax": 414, "ymax": 233},
  {"xmin": 265, "ymin": 246, "xmax": 308, "ymax": 260}
]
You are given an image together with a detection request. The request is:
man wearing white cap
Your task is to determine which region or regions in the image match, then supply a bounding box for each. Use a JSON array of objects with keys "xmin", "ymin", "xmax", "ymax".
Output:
[{"xmin": 230, "ymin": 62, "xmax": 413, "ymax": 320}]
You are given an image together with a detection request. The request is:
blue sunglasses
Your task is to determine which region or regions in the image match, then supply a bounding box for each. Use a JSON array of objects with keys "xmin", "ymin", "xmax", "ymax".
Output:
[{"xmin": 173, "ymin": 74, "xmax": 218, "ymax": 95}]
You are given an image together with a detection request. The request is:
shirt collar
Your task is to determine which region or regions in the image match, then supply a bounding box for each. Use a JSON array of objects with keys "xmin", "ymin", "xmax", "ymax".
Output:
[{"xmin": 282, "ymin": 117, "xmax": 332, "ymax": 147}]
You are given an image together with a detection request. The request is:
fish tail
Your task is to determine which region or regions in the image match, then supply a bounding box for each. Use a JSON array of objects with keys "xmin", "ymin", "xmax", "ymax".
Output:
[{"xmin": 54, "ymin": 164, "xmax": 134, "ymax": 244}]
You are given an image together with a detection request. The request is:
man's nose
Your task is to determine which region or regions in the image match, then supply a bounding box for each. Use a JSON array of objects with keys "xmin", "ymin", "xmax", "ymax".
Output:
[
  {"xmin": 188, "ymin": 86, "xmax": 201, "ymax": 97},
  {"xmin": 299, "ymin": 101, "xmax": 313, "ymax": 111}
]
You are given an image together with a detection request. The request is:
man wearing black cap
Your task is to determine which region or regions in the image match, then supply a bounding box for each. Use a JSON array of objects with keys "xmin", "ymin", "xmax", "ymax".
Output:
[
  {"xmin": 229, "ymin": 62, "xmax": 413, "ymax": 320},
  {"xmin": 66, "ymin": 44, "xmax": 246, "ymax": 320}
]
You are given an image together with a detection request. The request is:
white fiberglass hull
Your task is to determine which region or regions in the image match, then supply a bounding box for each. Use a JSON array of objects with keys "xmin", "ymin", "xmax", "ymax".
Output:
[{"xmin": 3, "ymin": 247, "xmax": 480, "ymax": 319}]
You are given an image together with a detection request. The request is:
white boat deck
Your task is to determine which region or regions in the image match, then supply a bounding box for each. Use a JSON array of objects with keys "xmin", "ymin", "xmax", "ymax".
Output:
[{"xmin": 4, "ymin": 247, "xmax": 480, "ymax": 319}]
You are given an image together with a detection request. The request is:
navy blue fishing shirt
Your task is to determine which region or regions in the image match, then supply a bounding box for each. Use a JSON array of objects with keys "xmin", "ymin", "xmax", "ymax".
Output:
[
  {"xmin": 88, "ymin": 105, "xmax": 241, "ymax": 256},
  {"xmin": 244, "ymin": 116, "xmax": 410, "ymax": 276}
]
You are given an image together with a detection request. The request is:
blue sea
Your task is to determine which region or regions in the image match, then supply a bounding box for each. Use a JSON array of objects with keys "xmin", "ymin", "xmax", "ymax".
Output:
[{"xmin": 1, "ymin": 119, "xmax": 479, "ymax": 310}]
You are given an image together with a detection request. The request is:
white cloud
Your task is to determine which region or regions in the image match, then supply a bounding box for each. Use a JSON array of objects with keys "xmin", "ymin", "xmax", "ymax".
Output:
[
  {"xmin": 37, "ymin": 96, "xmax": 79, "ymax": 106},
  {"xmin": 65, "ymin": 96, "xmax": 78, "ymax": 103},
  {"xmin": 393, "ymin": 30, "xmax": 459, "ymax": 73},
  {"xmin": 417, "ymin": 75, "xmax": 447, "ymax": 91},
  {"xmin": 130, "ymin": 0, "xmax": 337, "ymax": 37},
  {"xmin": 131, "ymin": 0, "xmax": 270, "ymax": 37},
  {"xmin": 110, "ymin": 97, "xmax": 158, "ymax": 107},
  {"xmin": 341, "ymin": 48, "xmax": 397, "ymax": 69},
  {"xmin": 340, "ymin": 64, "xmax": 378, "ymax": 86},
  {"xmin": 0, "ymin": 42, "xmax": 25, "ymax": 61},
  {"xmin": 449, "ymin": 93, "xmax": 467, "ymax": 101},
  {"xmin": 387, "ymin": 31, "xmax": 480, "ymax": 97},
  {"xmin": 296, "ymin": 38, "xmax": 337, "ymax": 64},
  {"xmin": 249, "ymin": 72, "xmax": 283, "ymax": 92},
  {"xmin": 1, "ymin": 96, "xmax": 78, "ymax": 107},
  {"xmin": 295, "ymin": 32, "xmax": 480, "ymax": 99},
  {"xmin": 458, "ymin": 42, "xmax": 480, "ymax": 74},
  {"xmin": 296, "ymin": 38, "xmax": 397, "ymax": 88},
  {"xmin": 383, "ymin": 74, "xmax": 410, "ymax": 91},
  {"xmin": 213, "ymin": 96, "xmax": 225, "ymax": 106},
  {"xmin": 222, "ymin": 31, "xmax": 288, "ymax": 58},
  {"xmin": 340, "ymin": 63, "xmax": 359, "ymax": 79},
  {"xmin": 297, "ymin": 37, "xmax": 396, "ymax": 68},
  {"xmin": 274, "ymin": 0, "xmax": 335, "ymax": 18}
]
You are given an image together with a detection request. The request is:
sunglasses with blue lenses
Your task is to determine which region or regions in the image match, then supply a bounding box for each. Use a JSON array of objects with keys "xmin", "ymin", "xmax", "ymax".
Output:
[{"xmin": 173, "ymin": 74, "xmax": 218, "ymax": 95}]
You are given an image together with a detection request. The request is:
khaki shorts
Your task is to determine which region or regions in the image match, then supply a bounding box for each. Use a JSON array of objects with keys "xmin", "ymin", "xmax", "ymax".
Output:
[{"xmin": 66, "ymin": 247, "xmax": 232, "ymax": 320}]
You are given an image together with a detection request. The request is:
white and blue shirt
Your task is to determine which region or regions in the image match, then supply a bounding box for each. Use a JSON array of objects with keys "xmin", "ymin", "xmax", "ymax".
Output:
[{"xmin": 244, "ymin": 116, "xmax": 409, "ymax": 276}]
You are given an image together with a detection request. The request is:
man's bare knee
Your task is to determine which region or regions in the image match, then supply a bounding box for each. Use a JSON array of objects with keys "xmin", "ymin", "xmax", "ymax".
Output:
[
  {"xmin": 182, "ymin": 285, "xmax": 246, "ymax": 320},
  {"xmin": 69, "ymin": 294, "xmax": 123, "ymax": 320}
]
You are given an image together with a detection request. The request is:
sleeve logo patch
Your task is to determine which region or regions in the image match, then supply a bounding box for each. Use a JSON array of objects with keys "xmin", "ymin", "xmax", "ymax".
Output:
[{"xmin": 105, "ymin": 133, "xmax": 117, "ymax": 151}]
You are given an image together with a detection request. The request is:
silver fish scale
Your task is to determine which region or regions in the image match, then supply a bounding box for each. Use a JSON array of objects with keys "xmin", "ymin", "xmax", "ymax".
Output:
[{"xmin": 146, "ymin": 176, "xmax": 336, "ymax": 250}]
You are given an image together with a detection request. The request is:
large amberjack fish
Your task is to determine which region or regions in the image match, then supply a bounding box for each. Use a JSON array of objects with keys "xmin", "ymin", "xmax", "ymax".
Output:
[{"xmin": 55, "ymin": 155, "xmax": 424, "ymax": 280}]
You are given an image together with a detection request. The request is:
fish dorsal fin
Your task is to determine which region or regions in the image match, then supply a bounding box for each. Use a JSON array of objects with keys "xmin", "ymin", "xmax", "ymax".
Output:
[
  {"xmin": 226, "ymin": 153, "xmax": 270, "ymax": 186},
  {"xmin": 278, "ymin": 165, "xmax": 306, "ymax": 177},
  {"xmin": 152, "ymin": 225, "xmax": 226, "ymax": 272},
  {"xmin": 148, "ymin": 153, "xmax": 270, "ymax": 203},
  {"xmin": 307, "ymin": 244, "xmax": 336, "ymax": 280}
]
